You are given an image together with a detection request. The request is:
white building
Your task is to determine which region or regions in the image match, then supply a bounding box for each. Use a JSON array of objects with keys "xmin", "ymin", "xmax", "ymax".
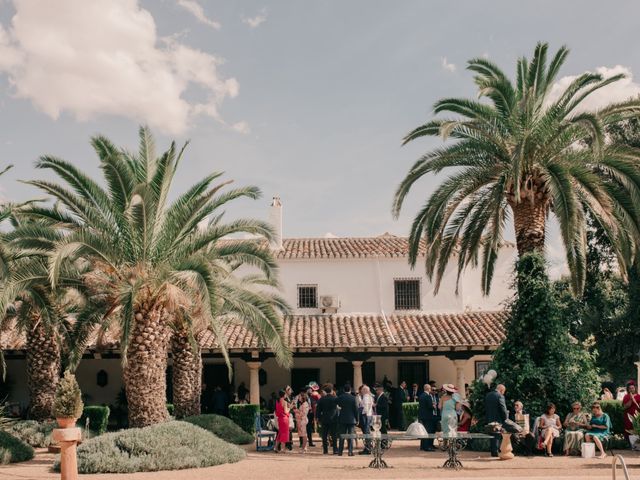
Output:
[{"xmin": 2, "ymin": 197, "xmax": 516, "ymax": 415}]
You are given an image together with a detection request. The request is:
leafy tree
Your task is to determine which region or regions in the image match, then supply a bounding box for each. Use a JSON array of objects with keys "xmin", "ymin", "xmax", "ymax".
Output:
[
  {"xmin": 22, "ymin": 127, "xmax": 290, "ymax": 427},
  {"xmin": 478, "ymin": 253, "xmax": 599, "ymax": 417},
  {"xmin": 393, "ymin": 42, "xmax": 640, "ymax": 295}
]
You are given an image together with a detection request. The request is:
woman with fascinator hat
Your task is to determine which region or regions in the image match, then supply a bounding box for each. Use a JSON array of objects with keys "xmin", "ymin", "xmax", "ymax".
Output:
[
  {"xmin": 439, "ymin": 384, "xmax": 461, "ymax": 434},
  {"xmin": 623, "ymin": 380, "xmax": 640, "ymax": 442}
]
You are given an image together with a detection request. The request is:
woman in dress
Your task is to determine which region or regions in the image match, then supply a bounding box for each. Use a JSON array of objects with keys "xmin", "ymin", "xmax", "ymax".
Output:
[
  {"xmin": 563, "ymin": 401, "xmax": 589, "ymax": 456},
  {"xmin": 538, "ymin": 403, "xmax": 562, "ymax": 457},
  {"xmin": 294, "ymin": 391, "xmax": 310, "ymax": 453},
  {"xmin": 458, "ymin": 402, "xmax": 472, "ymax": 432},
  {"xmin": 439, "ymin": 384, "xmax": 461, "ymax": 434},
  {"xmin": 622, "ymin": 380, "xmax": 640, "ymax": 443},
  {"xmin": 274, "ymin": 389, "xmax": 291, "ymax": 453},
  {"xmin": 585, "ymin": 401, "xmax": 612, "ymax": 459}
]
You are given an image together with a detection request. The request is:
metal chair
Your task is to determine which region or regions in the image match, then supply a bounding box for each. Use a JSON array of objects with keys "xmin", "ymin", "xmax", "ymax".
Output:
[{"xmin": 255, "ymin": 413, "xmax": 276, "ymax": 451}]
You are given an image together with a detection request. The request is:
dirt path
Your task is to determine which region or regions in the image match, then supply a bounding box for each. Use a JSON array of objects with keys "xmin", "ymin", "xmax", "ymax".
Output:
[{"xmin": 1, "ymin": 442, "xmax": 639, "ymax": 480}]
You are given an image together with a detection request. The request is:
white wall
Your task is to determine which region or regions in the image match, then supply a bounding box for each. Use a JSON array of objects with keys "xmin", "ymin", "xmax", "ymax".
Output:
[{"xmin": 272, "ymin": 245, "xmax": 516, "ymax": 315}]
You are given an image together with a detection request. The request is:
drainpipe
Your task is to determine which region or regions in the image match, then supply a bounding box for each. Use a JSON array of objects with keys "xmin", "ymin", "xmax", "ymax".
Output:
[{"xmin": 375, "ymin": 258, "xmax": 396, "ymax": 344}]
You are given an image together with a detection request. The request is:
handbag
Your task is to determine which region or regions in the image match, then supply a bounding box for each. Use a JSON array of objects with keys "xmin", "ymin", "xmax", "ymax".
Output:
[{"xmin": 288, "ymin": 413, "xmax": 295, "ymax": 430}]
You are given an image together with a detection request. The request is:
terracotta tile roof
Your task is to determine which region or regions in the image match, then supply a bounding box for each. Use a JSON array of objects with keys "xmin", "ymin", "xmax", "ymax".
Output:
[
  {"xmin": 2, "ymin": 311, "xmax": 506, "ymax": 353},
  {"xmin": 198, "ymin": 311, "xmax": 506, "ymax": 352}
]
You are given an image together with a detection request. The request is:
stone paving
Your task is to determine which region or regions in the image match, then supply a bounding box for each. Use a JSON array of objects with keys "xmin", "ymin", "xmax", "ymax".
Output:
[{"xmin": 1, "ymin": 441, "xmax": 639, "ymax": 480}]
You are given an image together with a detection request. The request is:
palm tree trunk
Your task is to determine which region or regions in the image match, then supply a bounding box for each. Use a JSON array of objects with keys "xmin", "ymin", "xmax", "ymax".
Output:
[
  {"xmin": 171, "ymin": 328, "xmax": 202, "ymax": 419},
  {"xmin": 123, "ymin": 304, "xmax": 172, "ymax": 428},
  {"xmin": 26, "ymin": 317, "xmax": 60, "ymax": 420},
  {"xmin": 511, "ymin": 200, "xmax": 547, "ymax": 254}
]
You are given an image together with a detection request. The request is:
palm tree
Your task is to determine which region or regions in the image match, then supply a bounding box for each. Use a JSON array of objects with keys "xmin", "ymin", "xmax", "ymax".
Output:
[
  {"xmin": 393, "ymin": 42, "xmax": 640, "ymax": 295},
  {"xmin": 0, "ymin": 220, "xmax": 85, "ymax": 420},
  {"xmin": 171, "ymin": 271, "xmax": 291, "ymax": 418},
  {"xmin": 24, "ymin": 127, "xmax": 284, "ymax": 427}
]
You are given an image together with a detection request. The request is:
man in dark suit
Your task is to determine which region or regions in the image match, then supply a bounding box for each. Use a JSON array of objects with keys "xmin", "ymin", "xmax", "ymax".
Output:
[
  {"xmin": 316, "ymin": 386, "xmax": 338, "ymax": 454},
  {"xmin": 485, "ymin": 384, "xmax": 509, "ymax": 457},
  {"xmin": 409, "ymin": 383, "xmax": 420, "ymax": 402},
  {"xmin": 418, "ymin": 383, "xmax": 439, "ymax": 451},
  {"xmin": 373, "ymin": 382, "xmax": 389, "ymax": 448},
  {"xmin": 336, "ymin": 384, "xmax": 358, "ymax": 456}
]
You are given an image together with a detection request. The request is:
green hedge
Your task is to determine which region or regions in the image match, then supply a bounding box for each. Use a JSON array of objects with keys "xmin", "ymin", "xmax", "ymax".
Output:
[
  {"xmin": 0, "ymin": 430, "xmax": 34, "ymax": 464},
  {"xmin": 402, "ymin": 402, "xmax": 419, "ymax": 426},
  {"xmin": 6, "ymin": 420, "xmax": 55, "ymax": 447},
  {"xmin": 80, "ymin": 406, "xmax": 110, "ymax": 436},
  {"xmin": 54, "ymin": 421, "xmax": 245, "ymax": 474},
  {"xmin": 183, "ymin": 414, "xmax": 253, "ymax": 444},
  {"xmin": 167, "ymin": 404, "xmax": 175, "ymax": 417},
  {"xmin": 228, "ymin": 404, "xmax": 259, "ymax": 434},
  {"xmin": 601, "ymin": 400, "xmax": 624, "ymax": 436}
]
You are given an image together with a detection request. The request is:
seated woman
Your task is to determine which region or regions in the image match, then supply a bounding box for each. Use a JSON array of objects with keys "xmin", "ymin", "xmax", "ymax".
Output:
[
  {"xmin": 538, "ymin": 403, "xmax": 562, "ymax": 457},
  {"xmin": 457, "ymin": 402, "xmax": 472, "ymax": 432},
  {"xmin": 563, "ymin": 401, "xmax": 589, "ymax": 456},
  {"xmin": 584, "ymin": 402, "xmax": 612, "ymax": 459}
]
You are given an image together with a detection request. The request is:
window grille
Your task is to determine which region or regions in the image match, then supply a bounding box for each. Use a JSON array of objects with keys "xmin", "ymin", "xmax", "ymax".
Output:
[
  {"xmin": 394, "ymin": 279, "xmax": 421, "ymax": 310},
  {"xmin": 297, "ymin": 285, "xmax": 318, "ymax": 308}
]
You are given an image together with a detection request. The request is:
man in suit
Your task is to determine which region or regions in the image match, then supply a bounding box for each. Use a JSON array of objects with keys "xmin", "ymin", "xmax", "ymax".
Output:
[
  {"xmin": 485, "ymin": 384, "xmax": 509, "ymax": 457},
  {"xmin": 316, "ymin": 386, "xmax": 338, "ymax": 454},
  {"xmin": 373, "ymin": 383, "xmax": 389, "ymax": 448},
  {"xmin": 418, "ymin": 383, "xmax": 439, "ymax": 451},
  {"xmin": 336, "ymin": 384, "xmax": 359, "ymax": 456},
  {"xmin": 409, "ymin": 383, "xmax": 420, "ymax": 402}
]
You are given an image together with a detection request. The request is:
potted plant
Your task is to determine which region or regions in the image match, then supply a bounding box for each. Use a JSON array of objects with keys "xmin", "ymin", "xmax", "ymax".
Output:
[
  {"xmin": 53, "ymin": 370, "xmax": 84, "ymax": 428},
  {"xmin": 628, "ymin": 411, "xmax": 640, "ymax": 450}
]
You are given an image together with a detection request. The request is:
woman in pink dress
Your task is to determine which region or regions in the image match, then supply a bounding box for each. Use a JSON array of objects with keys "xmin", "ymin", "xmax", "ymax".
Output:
[
  {"xmin": 623, "ymin": 380, "xmax": 640, "ymax": 442},
  {"xmin": 275, "ymin": 390, "xmax": 290, "ymax": 453}
]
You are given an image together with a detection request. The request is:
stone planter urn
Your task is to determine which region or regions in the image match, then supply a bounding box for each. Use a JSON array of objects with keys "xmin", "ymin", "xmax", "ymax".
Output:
[
  {"xmin": 56, "ymin": 417, "xmax": 77, "ymax": 429},
  {"xmin": 53, "ymin": 371, "xmax": 84, "ymax": 480}
]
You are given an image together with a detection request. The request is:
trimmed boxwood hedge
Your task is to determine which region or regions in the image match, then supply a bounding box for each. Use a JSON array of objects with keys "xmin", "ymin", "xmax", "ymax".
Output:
[
  {"xmin": 601, "ymin": 400, "xmax": 624, "ymax": 436},
  {"xmin": 6, "ymin": 420, "xmax": 55, "ymax": 447},
  {"xmin": 80, "ymin": 406, "xmax": 110, "ymax": 436},
  {"xmin": 0, "ymin": 430, "xmax": 34, "ymax": 464},
  {"xmin": 183, "ymin": 414, "xmax": 253, "ymax": 444},
  {"xmin": 402, "ymin": 402, "xmax": 419, "ymax": 426},
  {"xmin": 55, "ymin": 421, "xmax": 245, "ymax": 474},
  {"xmin": 229, "ymin": 404, "xmax": 260, "ymax": 434}
]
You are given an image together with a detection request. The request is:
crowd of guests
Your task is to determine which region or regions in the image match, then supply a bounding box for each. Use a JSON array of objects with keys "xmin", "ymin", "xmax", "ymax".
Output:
[
  {"xmin": 267, "ymin": 378, "xmax": 640, "ymax": 459},
  {"xmin": 484, "ymin": 381, "xmax": 640, "ymax": 459}
]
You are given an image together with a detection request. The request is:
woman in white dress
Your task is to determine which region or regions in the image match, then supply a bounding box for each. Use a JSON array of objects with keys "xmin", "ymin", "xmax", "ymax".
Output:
[{"xmin": 538, "ymin": 403, "xmax": 562, "ymax": 457}]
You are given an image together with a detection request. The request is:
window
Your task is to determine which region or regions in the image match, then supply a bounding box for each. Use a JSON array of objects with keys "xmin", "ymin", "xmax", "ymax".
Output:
[
  {"xmin": 297, "ymin": 284, "xmax": 318, "ymax": 308},
  {"xmin": 397, "ymin": 361, "xmax": 429, "ymax": 388},
  {"xmin": 475, "ymin": 361, "xmax": 491, "ymax": 379},
  {"xmin": 394, "ymin": 279, "xmax": 421, "ymax": 310}
]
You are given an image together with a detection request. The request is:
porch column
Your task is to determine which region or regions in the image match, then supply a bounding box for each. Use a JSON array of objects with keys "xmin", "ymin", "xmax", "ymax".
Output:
[
  {"xmin": 635, "ymin": 361, "xmax": 640, "ymax": 390},
  {"xmin": 247, "ymin": 361, "xmax": 261, "ymax": 405},
  {"xmin": 453, "ymin": 359, "xmax": 467, "ymax": 399},
  {"xmin": 352, "ymin": 360, "xmax": 363, "ymax": 389}
]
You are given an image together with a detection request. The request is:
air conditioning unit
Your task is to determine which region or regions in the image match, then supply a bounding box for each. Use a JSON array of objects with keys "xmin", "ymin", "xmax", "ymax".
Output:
[{"xmin": 319, "ymin": 295, "xmax": 340, "ymax": 314}]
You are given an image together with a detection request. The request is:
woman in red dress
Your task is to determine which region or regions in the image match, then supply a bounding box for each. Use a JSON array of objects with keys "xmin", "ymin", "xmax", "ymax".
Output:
[
  {"xmin": 275, "ymin": 389, "xmax": 291, "ymax": 453},
  {"xmin": 623, "ymin": 380, "xmax": 640, "ymax": 442},
  {"xmin": 458, "ymin": 402, "xmax": 472, "ymax": 432}
]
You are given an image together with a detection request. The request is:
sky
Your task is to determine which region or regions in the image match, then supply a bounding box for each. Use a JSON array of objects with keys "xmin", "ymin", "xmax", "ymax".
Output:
[{"xmin": 0, "ymin": 0, "xmax": 640, "ymax": 275}]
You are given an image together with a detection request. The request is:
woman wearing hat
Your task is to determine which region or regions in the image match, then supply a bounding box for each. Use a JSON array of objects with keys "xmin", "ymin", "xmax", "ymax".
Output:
[
  {"xmin": 439, "ymin": 384, "xmax": 461, "ymax": 434},
  {"xmin": 623, "ymin": 380, "xmax": 640, "ymax": 442}
]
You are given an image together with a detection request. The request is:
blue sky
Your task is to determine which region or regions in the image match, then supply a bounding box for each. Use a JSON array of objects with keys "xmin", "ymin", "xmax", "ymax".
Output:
[{"xmin": 1, "ymin": 0, "xmax": 639, "ymax": 274}]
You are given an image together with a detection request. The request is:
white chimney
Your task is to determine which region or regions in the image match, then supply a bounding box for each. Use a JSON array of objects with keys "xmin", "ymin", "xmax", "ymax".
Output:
[{"xmin": 269, "ymin": 196, "xmax": 283, "ymax": 251}]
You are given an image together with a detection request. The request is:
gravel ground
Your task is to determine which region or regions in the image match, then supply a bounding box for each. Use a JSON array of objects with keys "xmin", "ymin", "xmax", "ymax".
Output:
[{"xmin": 1, "ymin": 440, "xmax": 639, "ymax": 480}]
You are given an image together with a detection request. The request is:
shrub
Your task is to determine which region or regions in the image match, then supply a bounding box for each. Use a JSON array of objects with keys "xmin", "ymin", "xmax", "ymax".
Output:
[
  {"xmin": 80, "ymin": 406, "xmax": 110, "ymax": 436},
  {"xmin": 6, "ymin": 420, "xmax": 55, "ymax": 447},
  {"xmin": 53, "ymin": 370, "xmax": 84, "ymax": 419},
  {"xmin": 183, "ymin": 414, "xmax": 253, "ymax": 444},
  {"xmin": 601, "ymin": 400, "xmax": 624, "ymax": 436},
  {"xmin": 228, "ymin": 404, "xmax": 259, "ymax": 434},
  {"xmin": 167, "ymin": 403, "xmax": 175, "ymax": 417},
  {"xmin": 0, "ymin": 430, "xmax": 34, "ymax": 464},
  {"xmin": 55, "ymin": 421, "xmax": 245, "ymax": 474},
  {"xmin": 474, "ymin": 253, "xmax": 599, "ymax": 422},
  {"xmin": 402, "ymin": 402, "xmax": 419, "ymax": 425}
]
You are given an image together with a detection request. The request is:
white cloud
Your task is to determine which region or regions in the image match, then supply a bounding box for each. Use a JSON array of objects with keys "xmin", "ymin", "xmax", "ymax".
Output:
[
  {"xmin": 0, "ymin": 0, "xmax": 241, "ymax": 135},
  {"xmin": 548, "ymin": 65, "xmax": 640, "ymax": 112},
  {"xmin": 176, "ymin": 0, "xmax": 220, "ymax": 30},
  {"xmin": 231, "ymin": 121, "xmax": 250, "ymax": 134},
  {"xmin": 441, "ymin": 57, "xmax": 456, "ymax": 73},
  {"xmin": 242, "ymin": 9, "xmax": 267, "ymax": 28}
]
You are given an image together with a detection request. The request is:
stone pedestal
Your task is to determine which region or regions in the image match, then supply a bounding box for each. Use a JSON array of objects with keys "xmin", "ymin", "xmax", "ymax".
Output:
[
  {"xmin": 499, "ymin": 432, "xmax": 514, "ymax": 460},
  {"xmin": 52, "ymin": 427, "xmax": 82, "ymax": 480}
]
